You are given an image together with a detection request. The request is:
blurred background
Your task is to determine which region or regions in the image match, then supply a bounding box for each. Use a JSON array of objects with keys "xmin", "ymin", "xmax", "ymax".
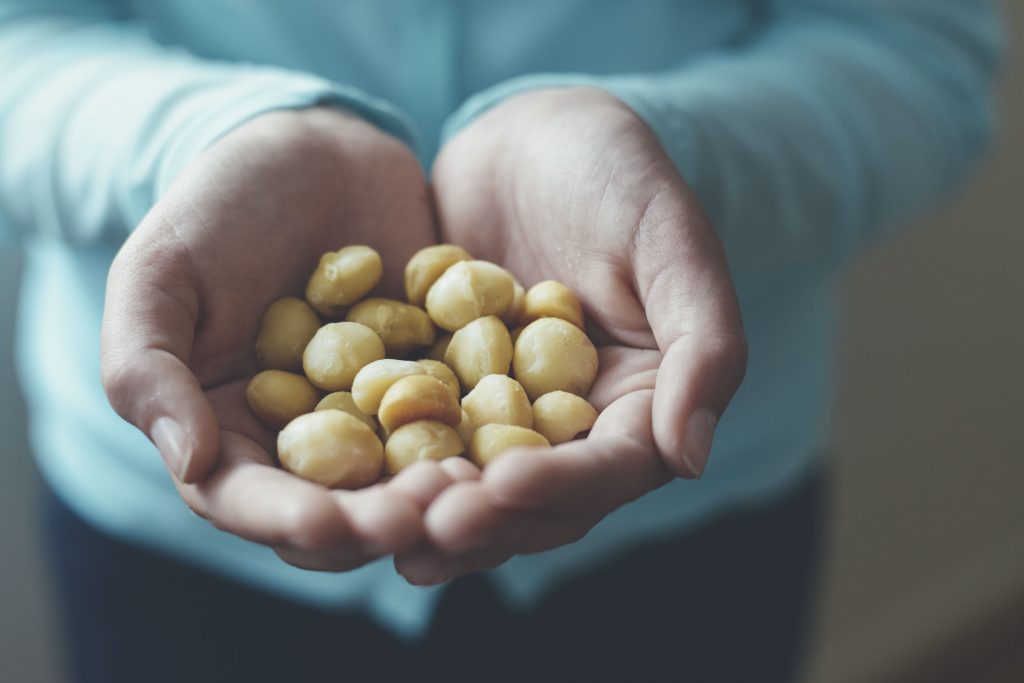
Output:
[{"xmin": 1, "ymin": 6, "xmax": 1021, "ymax": 683}]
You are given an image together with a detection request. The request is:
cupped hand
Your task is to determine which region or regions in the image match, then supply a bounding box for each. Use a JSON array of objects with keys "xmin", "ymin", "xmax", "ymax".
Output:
[
  {"xmin": 100, "ymin": 108, "xmax": 478, "ymax": 571},
  {"xmin": 396, "ymin": 87, "xmax": 748, "ymax": 584}
]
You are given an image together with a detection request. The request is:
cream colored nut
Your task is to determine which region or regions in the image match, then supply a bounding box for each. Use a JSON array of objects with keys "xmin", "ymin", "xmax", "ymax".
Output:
[
  {"xmin": 532, "ymin": 391, "xmax": 598, "ymax": 445},
  {"xmin": 246, "ymin": 370, "xmax": 321, "ymax": 430},
  {"xmin": 255, "ymin": 297, "xmax": 321, "ymax": 371},
  {"xmin": 315, "ymin": 391, "xmax": 376, "ymax": 430},
  {"xmin": 521, "ymin": 280, "xmax": 584, "ymax": 329},
  {"xmin": 351, "ymin": 359, "xmax": 426, "ymax": 415},
  {"xmin": 513, "ymin": 318, "xmax": 598, "ymax": 401},
  {"xmin": 384, "ymin": 420, "xmax": 465, "ymax": 474},
  {"xmin": 502, "ymin": 280, "xmax": 526, "ymax": 326},
  {"xmin": 404, "ymin": 244, "xmax": 473, "ymax": 306},
  {"xmin": 345, "ymin": 297, "xmax": 435, "ymax": 356},
  {"xmin": 469, "ymin": 424, "xmax": 549, "ymax": 468},
  {"xmin": 277, "ymin": 410, "xmax": 383, "ymax": 488},
  {"xmin": 462, "ymin": 374, "xmax": 532, "ymax": 429},
  {"xmin": 303, "ymin": 322, "xmax": 385, "ymax": 391},
  {"xmin": 443, "ymin": 315, "xmax": 513, "ymax": 391},
  {"xmin": 425, "ymin": 260, "xmax": 515, "ymax": 331},
  {"xmin": 416, "ymin": 360, "xmax": 461, "ymax": 401},
  {"xmin": 377, "ymin": 375, "xmax": 461, "ymax": 433},
  {"xmin": 305, "ymin": 245, "xmax": 383, "ymax": 317},
  {"xmin": 425, "ymin": 334, "xmax": 452, "ymax": 361},
  {"xmin": 455, "ymin": 408, "xmax": 476, "ymax": 447}
]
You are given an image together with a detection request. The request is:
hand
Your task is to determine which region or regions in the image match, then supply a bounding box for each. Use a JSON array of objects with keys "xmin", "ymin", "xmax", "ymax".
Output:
[
  {"xmin": 395, "ymin": 87, "xmax": 747, "ymax": 584},
  {"xmin": 101, "ymin": 108, "xmax": 478, "ymax": 571}
]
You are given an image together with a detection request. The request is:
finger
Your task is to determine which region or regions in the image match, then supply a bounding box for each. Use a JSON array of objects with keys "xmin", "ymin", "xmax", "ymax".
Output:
[
  {"xmin": 631, "ymin": 185, "xmax": 748, "ymax": 478},
  {"xmin": 175, "ymin": 431, "xmax": 356, "ymax": 554},
  {"xmin": 484, "ymin": 391, "xmax": 667, "ymax": 514},
  {"xmin": 395, "ymin": 544, "xmax": 513, "ymax": 586},
  {"xmin": 102, "ymin": 231, "xmax": 219, "ymax": 484},
  {"xmin": 425, "ymin": 480, "xmax": 591, "ymax": 555},
  {"xmin": 386, "ymin": 458, "xmax": 480, "ymax": 511},
  {"xmin": 330, "ymin": 486, "xmax": 424, "ymax": 555}
]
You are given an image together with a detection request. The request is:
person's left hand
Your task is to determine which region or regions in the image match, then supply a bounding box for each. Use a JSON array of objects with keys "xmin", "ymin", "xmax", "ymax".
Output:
[{"xmin": 394, "ymin": 87, "xmax": 748, "ymax": 584}]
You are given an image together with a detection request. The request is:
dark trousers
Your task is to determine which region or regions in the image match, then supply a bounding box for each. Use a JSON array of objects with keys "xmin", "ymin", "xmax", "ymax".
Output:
[{"xmin": 44, "ymin": 468, "xmax": 826, "ymax": 683}]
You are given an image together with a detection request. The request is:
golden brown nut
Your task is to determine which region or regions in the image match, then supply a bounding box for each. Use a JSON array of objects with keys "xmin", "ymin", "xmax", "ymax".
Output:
[
  {"xmin": 404, "ymin": 244, "xmax": 473, "ymax": 306},
  {"xmin": 305, "ymin": 245, "xmax": 383, "ymax": 317},
  {"xmin": 254, "ymin": 297, "xmax": 321, "ymax": 371},
  {"xmin": 277, "ymin": 410, "xmax": 383, "ymax": 488},
  {"xmin": 461, "ymin": 374, "xmax": 532, "ymax": 429},
  {"xmin": 302, "ymin": 322, "xmax": 385, "ymax": 391},
  {"xmin": 345, "ymin": 298, "xmax": 435, "ymax": 356},
  {"xmin": 443, "ymin": 315, "xmax": 513, "ymax": 391},
  {"xmin": 416, "ymin": 359, "xmax": 461, "ymax": 401},
  {"xmin": 314, "ymin": 391, "xmax": 376, "ymax": 430},
  {"xmin": 424, "ymin": 260, "xmax": 515, "ymax": 331},
  {"xmin": 503, "ymin": 280, "xmax": 526, "ymax": 326},
  {"xmin": 377, "ymin": 375, "xmax": 461, "ymax": 433},
  {"xmin": 532, "ymin": 391, "xmax": 598, "ymax": 445},
  {"xmin": 513, "ymin": 318, "xmax": 598, "ymax": 401},
  {"xmin": 246, "ymin": 370, "xmax": 321, "ymax": 430},
  {"xmin": 521, "ymin": 280, "xmax": 584, "ymax": 329},
  {"xmin": 384, "ymin": 420, "xmax": 465, "ymax": 474},
  {"xmin": 455, "ymin": 408, "xmax": 476, "ymax": 447},
  {"xmin": 469, "ymin": 424, "xmax": 550, "ymax": 468},
  {"xmin": 350, "ymin": 359, "xmax": 426, "ymax": 415},
  {"xmin": 425, "ymin": 334, "xmax": 452, "ymax": 361}
]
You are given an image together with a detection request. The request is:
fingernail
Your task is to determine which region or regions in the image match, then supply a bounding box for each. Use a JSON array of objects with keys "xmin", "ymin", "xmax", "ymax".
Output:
[
  {"xmin": 682, "ymin": 409, "xmax": 717, "ymax": 478},
  {"xmin": 152, "ymin": 417, "xmax": 192, "ymax": 481}
]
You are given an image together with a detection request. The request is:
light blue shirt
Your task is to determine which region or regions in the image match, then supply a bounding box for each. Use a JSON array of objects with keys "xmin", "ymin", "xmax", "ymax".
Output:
[{"xmin": 0, "ymin": 0, "xmax": 1002, "ymax": 636}]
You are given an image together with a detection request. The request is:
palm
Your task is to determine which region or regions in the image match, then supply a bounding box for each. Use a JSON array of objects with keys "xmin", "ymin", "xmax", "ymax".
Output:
[
  {"xmin": 103, "ymin": 109, "xmax": 478, "ymax": 571},
  {"xmin": 391, "ymin": 90, "xmax": 713, "ymax": 583}
]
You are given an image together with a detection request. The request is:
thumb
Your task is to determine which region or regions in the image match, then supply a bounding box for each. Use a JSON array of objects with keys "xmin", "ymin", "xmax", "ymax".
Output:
[
  {"xmin": 101, "ymin": 237, "xmax": 220, "ymax": 484},
  {"xmin": 633, "ymin": 186, "xmax": 748, "ymax": 479}
]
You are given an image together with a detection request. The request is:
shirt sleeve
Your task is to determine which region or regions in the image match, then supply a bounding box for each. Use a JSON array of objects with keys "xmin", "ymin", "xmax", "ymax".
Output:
[
  {"xmin": 442, "ymin": 0, "xmax": 1005, "ymax": 285},
  {"xmin": 0, "ymin": 0, "xmax": 417, "ymax": 244}
]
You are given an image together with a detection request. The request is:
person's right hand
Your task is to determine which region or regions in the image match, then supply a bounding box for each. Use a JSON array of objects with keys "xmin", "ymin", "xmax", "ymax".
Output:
[{"xmin": 101, "ymin": 108, "xmax": 478, "ymax": 571}]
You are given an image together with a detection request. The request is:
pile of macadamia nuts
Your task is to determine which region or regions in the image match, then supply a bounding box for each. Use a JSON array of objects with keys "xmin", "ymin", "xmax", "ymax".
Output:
[{"xmin": 246, "ymin": 244, "xmax": 599, "ymax": 489}]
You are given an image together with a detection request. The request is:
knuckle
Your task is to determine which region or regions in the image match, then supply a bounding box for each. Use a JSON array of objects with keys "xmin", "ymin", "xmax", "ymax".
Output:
[{"xmin": 281, "ymin": 496, "xmax": 345, "ymax": 553}]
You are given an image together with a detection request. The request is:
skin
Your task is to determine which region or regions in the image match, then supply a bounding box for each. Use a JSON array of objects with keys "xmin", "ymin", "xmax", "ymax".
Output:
[
  {"xmin": 395, "ymin": 87, "xmax": 747, "ymax": 584},
  {"xmin": 101, "ymin": 88, "xmax": 748, "ymax": 581},
  {"xmin": 101, "ymin": 108, "xmax": 480, "ymax": 572}
]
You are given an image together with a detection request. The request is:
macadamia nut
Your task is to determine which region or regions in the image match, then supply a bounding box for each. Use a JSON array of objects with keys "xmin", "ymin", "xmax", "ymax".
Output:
[
  {"xmin": 255, "ymin": 297, "xmax": 321, "ymax": 371},
  {"xmin": 377, "ymin": 375, "xmax": 461, "ymax": 433},
  {"xmin": 455, "ymin": 408, "xmax": 476, "ymax": 447},
  {"xmin": 469, "ymin": 424, "xmax": 549, "ymax": 468},
  {"xmin": 532, "ymin": 391, "xmax": 598, "ymax": 445},
  {"xmin": 346, "ymin": 298, "xmax": 435, "ymax": 356},
  {"xmin": 404, "ymin": 244, "xmax": 473, "ymax": 306},
  {"xmin": 350, "ymin": 359, "xmax": 426, "ymax": 415},
  {"xmin": 246, "ymin": 370, "xmax": 321, "ymax": 430},
  {"xmin": 444, "ymin": 315, "xmax": 513, "ymax": 391},
  {"xmin": 513, "ymin": 318, "xmax": 598, "ymax": 401},
  {"xmin": 315, "ymin": 391, "xmax": 376, "ymax": 430},
  {"xmin": 277, "ymin": 410, "xmax": 383, "ymax": 488},
  {"xmin": 425, "ymin": 260, "xmax": 514, "ymax": 331},
  {"xmin": 461, "ymin": 374, "xmax": 532, "ymax": 429},
  {"xmin": 305, "ymin": 245, "xmax": 383, "ymax": 317},
  {"xmin": 416, "ymin": 359, "xmax": 461, "ymax": 401},
  {"xmin": 521, "ymin": 280, "xmax": 584, "ymax": 329},
  {"xmin": 384, "ymin": 420, "xmax": 464, "ymax": 474},
  {"xmin": 303, "ymin": 322, "xmax": 385, "ymax": 391}
]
